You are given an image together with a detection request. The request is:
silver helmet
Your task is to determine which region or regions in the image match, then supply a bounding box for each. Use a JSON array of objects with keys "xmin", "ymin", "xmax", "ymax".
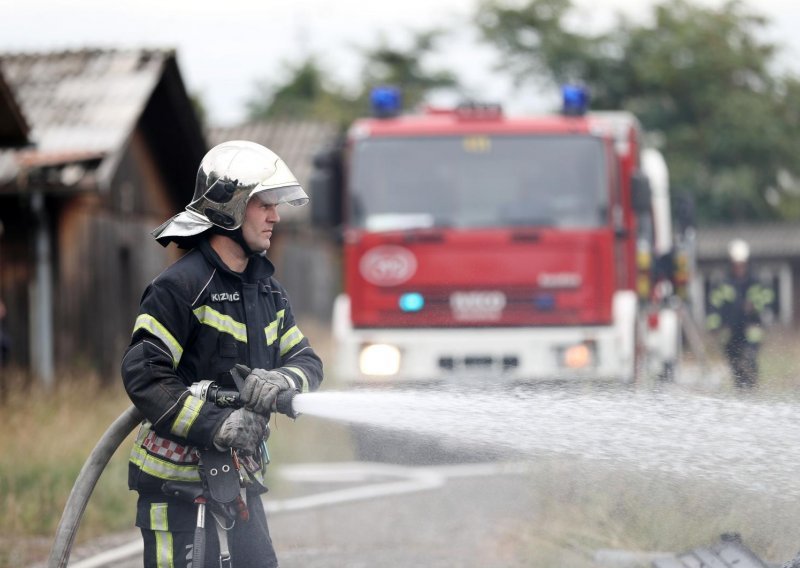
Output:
[{"xmin": 152, "ymin": 141, "xmax": 308, "ymax": 245}]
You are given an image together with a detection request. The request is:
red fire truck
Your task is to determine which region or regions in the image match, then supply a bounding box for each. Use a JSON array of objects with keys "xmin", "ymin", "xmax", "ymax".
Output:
[{"xmin": 311, "ymin": 86, "xmax": 682, "ymax": 385}]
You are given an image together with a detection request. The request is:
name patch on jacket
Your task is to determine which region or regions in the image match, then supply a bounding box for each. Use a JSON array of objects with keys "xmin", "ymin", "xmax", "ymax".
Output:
[{"xmin": 211, "ymin": 292, "xmax": 241, "ymax": 302}]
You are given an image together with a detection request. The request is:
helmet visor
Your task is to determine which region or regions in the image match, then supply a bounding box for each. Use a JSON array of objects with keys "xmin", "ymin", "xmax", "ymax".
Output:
[{"xmin": 252, "ymin": 184, "xmax": 309, "ymax": 207}]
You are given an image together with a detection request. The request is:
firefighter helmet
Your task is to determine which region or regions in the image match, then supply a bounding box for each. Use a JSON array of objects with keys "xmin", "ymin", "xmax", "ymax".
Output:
[
  {"xmin": 152, "ymin": 141, "xmax": 308, "ymax": 246},
  {"xmin": 728, "ymin": 238, "xmax": 750, "ymax": 263}
]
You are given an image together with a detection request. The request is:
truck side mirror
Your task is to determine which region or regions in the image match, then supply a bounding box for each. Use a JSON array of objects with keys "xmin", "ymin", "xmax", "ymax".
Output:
[
  {"xmin": 310, "ymin": 147, "xmax": 343, "ymax": 228},
  {"xmin": 631, "ymin": 171, "xmax": 652, "ymax": 214}
]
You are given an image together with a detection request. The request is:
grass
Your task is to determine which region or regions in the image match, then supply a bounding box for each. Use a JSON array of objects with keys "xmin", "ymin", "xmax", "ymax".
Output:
[
  {"xmin": 756, "ymin": 327, "xmax": 800, "ymax": 392},
  {"xmin": 492, "ymin": 456, "xmax": 800, "ymax": 567},
  {"xmin": 0, "ymin": 372, "xmax": 138, "ymax": 567}
]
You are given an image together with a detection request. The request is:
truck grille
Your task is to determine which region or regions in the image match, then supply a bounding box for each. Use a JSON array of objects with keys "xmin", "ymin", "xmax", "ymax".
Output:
[{"xmin": 438, "ymin": 355, "xmax": 519, "ymax": 372}]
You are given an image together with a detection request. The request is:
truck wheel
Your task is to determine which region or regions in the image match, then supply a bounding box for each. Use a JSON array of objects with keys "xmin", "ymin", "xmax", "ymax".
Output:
[
  {"xmin": 659, "ymin": 361, "xmax": 675, "ymax": 383},
  {"xmin": 627, "ymin": 319, "xmax": 647, "ymax": 387}
]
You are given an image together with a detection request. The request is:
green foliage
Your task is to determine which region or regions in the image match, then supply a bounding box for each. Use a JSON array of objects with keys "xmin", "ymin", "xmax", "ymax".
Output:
[
  {"xmin": 477, "ymin": 0, "xmax": 800, "ymax": 223},
  {"xmin": 245, "ymin": 57, "xmax": 360, "ymax": 126},
  {"xmin": 244, "ymin": 29, "xmax": 460, "ymax": 127},
  {"xmin": 358, "ymin": 29, "xmax": 459, "ymax": 110}
]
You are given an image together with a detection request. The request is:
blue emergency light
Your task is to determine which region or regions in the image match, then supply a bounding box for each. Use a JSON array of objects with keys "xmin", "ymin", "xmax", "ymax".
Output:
[
  {"xmin": 561, "ymin": 84, "xmax": 589, "ymax": 116},
  {"xmin": 534, "ymin": 294, "xmax": 555, "ymax": 311},
  {"xmin": 370, "ymin": 86, "xmax": 402, "ymax": 118},
  {"xmin": 399, "ymin": 292, "xmax": 425, "ymax": 312}
]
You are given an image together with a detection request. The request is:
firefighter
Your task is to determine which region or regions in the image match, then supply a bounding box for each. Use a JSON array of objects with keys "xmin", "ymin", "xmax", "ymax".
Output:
[
  {"xmin": 121, "ymin": 140, "xmax": 323, "ymax": 567},
  {"xmin": 706, "ymin": 239, "xmax": 773, "ymax": 389}
]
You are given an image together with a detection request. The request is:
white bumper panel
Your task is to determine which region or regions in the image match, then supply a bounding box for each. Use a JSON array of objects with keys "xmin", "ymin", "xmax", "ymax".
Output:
[{"xmin": 333, "ymin": 295, "xmax": 638, "ymax": 384}]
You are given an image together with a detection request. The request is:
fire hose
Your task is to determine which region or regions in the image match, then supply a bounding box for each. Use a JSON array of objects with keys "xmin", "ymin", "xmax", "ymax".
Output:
[
  {"xmin": 47, "ymin": 379, "xmax": 297, "ymax": 568},
  {"xmin": 48, "ymin": 403, "xmax": 143, "ymax": 568}
]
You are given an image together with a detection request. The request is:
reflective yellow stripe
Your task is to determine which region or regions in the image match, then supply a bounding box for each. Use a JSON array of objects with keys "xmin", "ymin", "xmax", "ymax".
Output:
[
  {"xmin": 134, "ymin": 314, "xmax": 183, "ymax": 367},
  {"xmin": 722, "ymin": 284, "xmax": 735, "ymax": 302},
  {"xmin": 264, "ymin": 309, "xmax": 285, "ymax": 346},
  {"xmin": 134, "ymin": 421, "xmax": 150, "ymax": 445},
  {"xmin": 748, "ymin": 286, "xmax": 775, "ymax": 312},
  {"xmin": 746, "ymin": 325, "xmax": 765, "ymax": 343},
  {"xmin": 129, "ymin": 445, "xmax": 202, "ymax": 482},
  {"xmin": 170, "ymin": 395, "xmax": 204, "ymax": 438},
  {"xmin": 193, "ymin": 305, "xmax": 247, "ymax": 343},
  {"xmin": 150, "ymin": 503, "xmax": 169, "ymax": 531},
  {"xmin": 279, "ymin": 325, "xmax": 304, "ymax": 356},
  {"xmin": 154, "ymin": 529, "xmax": 174, "ymax": 568},
  {"xmin": 283, "ymin": 366, "xmax": 309, "ymax": 392},
  {"xmin": 706, "ymin": 313, "xmax": 721, "ymax": 331}
]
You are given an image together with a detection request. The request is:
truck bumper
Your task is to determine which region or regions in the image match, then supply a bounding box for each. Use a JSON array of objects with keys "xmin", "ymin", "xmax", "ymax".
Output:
[{"xmin": 333, "ymin": 294, "xmax": 638, "ymax": 385}]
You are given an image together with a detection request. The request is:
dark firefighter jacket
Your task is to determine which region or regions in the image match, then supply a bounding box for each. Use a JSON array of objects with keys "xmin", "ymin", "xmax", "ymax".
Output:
[
  {"xmin": 706, "ymin": 273, "xmax": 773, "ymax": 346},
  {"xmin": 121, "ymin": 238, "xmax": 323, "ymax": 496}
]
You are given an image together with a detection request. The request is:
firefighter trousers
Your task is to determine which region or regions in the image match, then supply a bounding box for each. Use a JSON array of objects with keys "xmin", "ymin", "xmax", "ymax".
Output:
[
  {"xmin": 139, "ymin": 493, "xmax": 278, "ymax": 568},
  {"xmin": 725, "ymin": 339, "xmax": 759, "ymax": 389}
]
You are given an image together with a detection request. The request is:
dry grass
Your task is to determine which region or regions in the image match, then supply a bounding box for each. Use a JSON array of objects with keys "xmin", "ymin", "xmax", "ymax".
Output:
[
  {"xmin": 0, "ymin": 372, "xmax": 138, "ymax": 567},
  {"xmin": 757, "ymin": 327, "xmax": 800, "ymax": 392},
  {"xmin": 495, "ymin": 456, "xmax": 800, "ymax": 566}
]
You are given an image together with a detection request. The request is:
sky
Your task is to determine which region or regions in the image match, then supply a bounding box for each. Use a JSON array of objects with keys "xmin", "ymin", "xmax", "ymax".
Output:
[{"xmin": 2, "ymin": 0, "xmax": 800, "ymax": 126}]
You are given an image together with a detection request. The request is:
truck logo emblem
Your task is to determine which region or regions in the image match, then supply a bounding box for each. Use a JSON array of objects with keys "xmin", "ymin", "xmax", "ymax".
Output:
[
  {"xmin": 359, "ymin": 246, "xmax": 417, "ymax": 286},
  {"xmin": 450, "ymin": 291, "xmax": 506, "ymax": 321}
]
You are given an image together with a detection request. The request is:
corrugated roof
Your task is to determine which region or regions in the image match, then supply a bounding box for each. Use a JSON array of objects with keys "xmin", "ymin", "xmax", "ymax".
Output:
[
  {"xmin": 207, "ymin": 120, "xmax": 339, "ymax": 187},
  {"xmin": 696, "ymin": 222, "xmax": 800, "ymax": 260},
  {"xmin": 207, "ymin": 120, "xmax": 340, "ymax": 222},
  {"xmin": 0, "ymin": 48, "xmax": 174, "ymax": 187}
]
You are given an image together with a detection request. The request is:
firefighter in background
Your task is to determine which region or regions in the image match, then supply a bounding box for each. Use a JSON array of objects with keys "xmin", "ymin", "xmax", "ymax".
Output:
[
  {"xmin": 121, "ymin": 141, "xmax": 323, "ymax": 567},
  {"xmin": 706, "ymin": 239, "xmax": 773, "ymax": 389}
]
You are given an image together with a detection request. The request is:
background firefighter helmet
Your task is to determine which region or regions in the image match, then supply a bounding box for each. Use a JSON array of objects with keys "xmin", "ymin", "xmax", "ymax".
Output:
[
  {"xmin": 152, "ymin": 140, "xmax": 308, "ymax": 246},
  {"xmin": 728, "ymin": 238, "xmax": 750, "ymax": 264}
]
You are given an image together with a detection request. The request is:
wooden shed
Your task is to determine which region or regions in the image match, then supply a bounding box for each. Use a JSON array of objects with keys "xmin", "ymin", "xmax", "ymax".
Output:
[{"xmin": 0, "ymin": 48, "xmax": 206, "ymax": 383}]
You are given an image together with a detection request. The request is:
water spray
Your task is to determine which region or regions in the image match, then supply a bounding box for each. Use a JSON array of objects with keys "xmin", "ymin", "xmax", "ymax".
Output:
[{"xmin": 49, "ymin": 384, "xmax": 800, "ymax": 566}]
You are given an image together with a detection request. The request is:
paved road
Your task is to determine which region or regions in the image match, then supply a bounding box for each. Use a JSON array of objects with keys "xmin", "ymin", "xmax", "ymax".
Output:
[{"xmin": 64, "ymin": 461, "xmax": 587, "ymax": 568}]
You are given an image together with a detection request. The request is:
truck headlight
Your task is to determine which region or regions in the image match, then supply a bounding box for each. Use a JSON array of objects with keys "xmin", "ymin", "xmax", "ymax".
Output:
[
  {"xmin": 560, "ymin": 342, "xmax": 595, "ymax": 369},
  {"xmin": 359, "ymin": 344, "xmax": 401, "ymax": 376}
]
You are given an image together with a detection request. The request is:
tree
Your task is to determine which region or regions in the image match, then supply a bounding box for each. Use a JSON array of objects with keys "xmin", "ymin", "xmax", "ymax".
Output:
[
  {"xmin": 244, "ymin": 29, "xmax": 461, "ymax": 127},
  {"xmin": 245, "ymin": 57, "xmax": 359, "ymax": 126},
  {"xmin": 476, "ymin": 0, "xmax": 800, "ymax": 223},
  {"xmin": 357, "ymin": 29, "xmax": 460, "ymax": 111}
]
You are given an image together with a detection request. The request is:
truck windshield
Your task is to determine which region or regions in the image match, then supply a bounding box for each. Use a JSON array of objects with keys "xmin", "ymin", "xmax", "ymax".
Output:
[{"xmin": 349, "ymin": 135, "xmax": 609, "ymax": 231}]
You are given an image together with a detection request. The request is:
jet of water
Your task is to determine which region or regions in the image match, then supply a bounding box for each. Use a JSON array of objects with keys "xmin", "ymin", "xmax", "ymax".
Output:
[{"xmin": 292, "ymin": 387, "xmax": 800, "ymax": 498}]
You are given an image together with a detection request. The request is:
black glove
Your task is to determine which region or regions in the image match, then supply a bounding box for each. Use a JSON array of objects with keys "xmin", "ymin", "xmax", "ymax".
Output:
[
  {"xmin": 212, "ymin": 408, "xmax": 268, "ymax": 454},
  {"xmin": 240, "ymin": 368, "xmax": 296, "ymax": 416}
]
